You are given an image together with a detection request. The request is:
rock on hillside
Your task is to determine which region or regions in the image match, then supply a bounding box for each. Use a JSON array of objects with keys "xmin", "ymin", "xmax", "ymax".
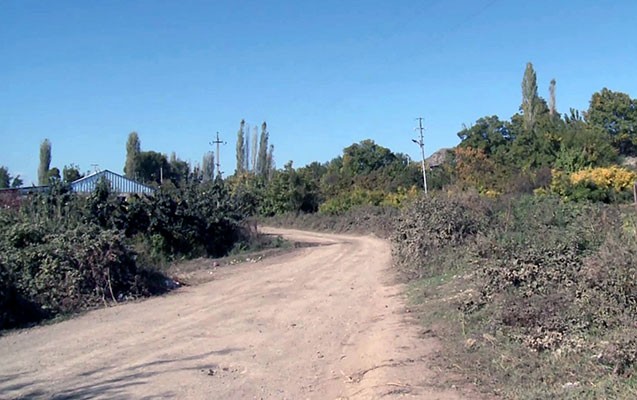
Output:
[{"xmin": 426, "ymin": 148, "xmax": 453, "ymax": 168}]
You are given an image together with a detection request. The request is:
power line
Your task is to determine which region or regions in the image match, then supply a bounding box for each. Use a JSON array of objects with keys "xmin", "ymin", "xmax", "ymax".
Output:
[
  {"xmin": 428, "ymin": 0, "xmax": 500, "ymax": 51},
  {"xmin": 210, "ymin": 132, "xmax": 226, "ymax": 178},
  {"xmin": 412, "ymin": 117, "xmax": 428, "ymax": 194}
]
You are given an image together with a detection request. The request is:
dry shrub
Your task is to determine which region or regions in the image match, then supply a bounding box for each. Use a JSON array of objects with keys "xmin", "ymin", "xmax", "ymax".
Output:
[
  {"xmin": 580, "ymin": 228, "xmax": 637, "ymax": 326},
  {"xmin": 391, "ymin": 191, "xmax": 490, "ymax": 280},
  {"xmin": 397, "ymin": 194, "xmax": 637, "ymax": 397}
]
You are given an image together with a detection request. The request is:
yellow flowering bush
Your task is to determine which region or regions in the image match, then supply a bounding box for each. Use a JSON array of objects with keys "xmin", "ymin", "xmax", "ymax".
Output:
[
  {"xmin": 570, "ymin": 166, "xmax": 637, "ymax": 191},
  {"xmin": 320, "ymin": 186, "xmax": 422, "ymax": 215},
  {"xmin": 381, "ymin": 186, "xmax": 420, "ymax": 207},
  {"xmin": 549, "ymin": 166, "xmax": 637, "ymax": 202}
]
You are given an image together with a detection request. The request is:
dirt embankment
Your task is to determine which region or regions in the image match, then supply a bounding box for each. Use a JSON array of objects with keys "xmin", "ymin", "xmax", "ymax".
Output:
[{"xmin": 0, "ymin": 228, "xmax": 479, "ymax": 399}]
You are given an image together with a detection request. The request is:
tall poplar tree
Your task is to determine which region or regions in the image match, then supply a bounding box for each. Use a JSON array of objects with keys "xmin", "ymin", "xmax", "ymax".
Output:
[
  {"xmin": 257, "ymin": 122, "xmax": 269, "ymax": 177},
  {"xmin": 549, "ymin": 79, "xmax": 557, "ymax": 116},
  {"xmin": 244, "ymin": 125, "xmax": 251, "ymax": 172},
  {"xmin": 236, "ymin": 119, "xmax": 246, "ymax": 174},
  {"xmin": 125, "ymin": 132, "xmax": 141, "ymax": 178},
  {"xmin": 521, "ymin": 62, "xmax": 540, "ymax": 131},
  {"xmin": 38, "ymin": 139, "xmax": 51, "ymax": 185},
  {"xmin": 202, "ymin": 151, "xmax": 215, "ymax": 182},
  {"xmin": 251, "ymin": 126, "xmax": 258, "ymax": 172},
  {"xmin": 266, "ymin": 144, "xmax": 275, "ymax": 180}
]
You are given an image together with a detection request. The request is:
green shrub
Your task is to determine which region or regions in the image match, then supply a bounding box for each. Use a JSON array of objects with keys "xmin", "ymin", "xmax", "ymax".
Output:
[
  {"xmin": 0, "ymin": 179, "xmax": 252, "ymax": 330},
  {"xmin": 319, "ymin": 189, "xmax": 387, "ymax": 215},
  {"xmin": 0, "ymin": 223, "xmax": 144, "ymax": 329}
]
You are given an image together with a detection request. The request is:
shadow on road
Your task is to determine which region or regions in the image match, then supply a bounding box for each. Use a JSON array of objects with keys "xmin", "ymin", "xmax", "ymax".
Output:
[{"xmin": 1, "ymin": 347, "xmax": 244, "ymax": 399}]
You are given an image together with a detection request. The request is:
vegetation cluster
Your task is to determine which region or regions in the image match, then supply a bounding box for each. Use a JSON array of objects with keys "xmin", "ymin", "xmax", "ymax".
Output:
[
  {"xmin": 392, "ymin": 194, "xmax": 637, "ymax": 398},
  {"xmin": 0, "ymin": 179, "xmax": 248, "ymax": 330}
]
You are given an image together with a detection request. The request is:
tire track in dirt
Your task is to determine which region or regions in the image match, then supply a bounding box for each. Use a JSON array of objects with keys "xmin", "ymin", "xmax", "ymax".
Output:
[{"xmin": 0, "ymin": 228, "xmax": 477, "ymax": 399}]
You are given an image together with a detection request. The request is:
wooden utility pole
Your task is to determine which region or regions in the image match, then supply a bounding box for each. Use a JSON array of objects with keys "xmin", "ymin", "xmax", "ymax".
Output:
[
  {"xmin": 412, "ymin": 117, "xmax": 428, "ymax": 194},
  {"xmin": 210, "ymin": 132, "xmax": 226, "ymax": 178}
]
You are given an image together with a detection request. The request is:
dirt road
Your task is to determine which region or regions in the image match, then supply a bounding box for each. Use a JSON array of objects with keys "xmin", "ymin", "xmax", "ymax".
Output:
[{"xmin": 0, "ymin": 228, "xmax": 471, "ymax": 399}]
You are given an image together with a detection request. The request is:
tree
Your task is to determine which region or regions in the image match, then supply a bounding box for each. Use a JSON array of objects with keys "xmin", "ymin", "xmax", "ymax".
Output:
[
  {"xmin": 260, "ymin": 161, "xmax": 319, "ymax": 215},
  {"xmin": 202, "ymin": 152, "xmax": 215, "ymax": 182},
  {"xmin": 47, "ymin": 167, "xmax": 61, "ymax": 184},
  {"xmin": 0, "ymin": 166, "xmax": 23, "ymax": 188},
  {"xmin": 510, "ymin": 63, "xmax": 554, "ymax": 170},
  {"xmin": 549, "ymin": 79, "xmax": 557, "ymax": 116},
  {"xmin": 12, "ymin": 174, "xmax": 22, "ymax": 188},
  {"xmin": 454, "ymin": 147, "xmax": 502, "ymax": 192},
  {"xmin": 244, "ymin": 125, "xmax": 251, "ymax": 172},
  {"xmin": 62, "ymin": 164, "xmax": 83, "ymax": 183},
  {"xmin": 0, "ymin": 166, "xmax": 10, "ymax": 189},
  {"xmin": 38, "ymin": 139, "xmax": 52, "ymax": 185},
  {"xmin": 586, "ymin": 88, "xmax": 637, "ymax": 155},
  {"xmin": 168, "ymin": 152, "xmax": 190, "ymax": 186},
  {"xmin": 521, "ymin": 62, "xmax": 543, "ymax": 132},
  {"xmin": 266, "ymin": 144, "xmax": 275, "ymax": 180},
  {"xmin": 257, "ymin": 122, "xmax": 269, "ymax": 177},
  {"xmin": 554, "ymin": 109, "xmax": 618, "ymax": 172},
  {"xmin": 298, "ymin": 161, "xmax": 328, "ymax": 182},
  {"xmin": 124, "ymin": 132, "xmax": 141, "ymax": 178},
  {"xmin": 137, "ymin": 151, "xmax": 169, "ymax": 185},
  {"xmin": 320, "ymin": 157, "xmax": 344, "ymax": 197},
  {"xmin": 236, "ymin": 119, "xmax": 246, "ymax": 175},
  {"xmin": 251, "ymin": 126, "xmax": 258, "ymax": 172},
  {"xmin": 342, "ymin": 139, "xmax": 396, "ymax": 176},
  {"xmin": 508, "ymin": 112, "xmax": 559, "ymax": 170},
  {"xmin": 457, "ymin": 116, "xmax": 513, "ymax": 163},
  {"xmin": 331, "ymin": 139, "xmax": 420, "ymax": 193}
]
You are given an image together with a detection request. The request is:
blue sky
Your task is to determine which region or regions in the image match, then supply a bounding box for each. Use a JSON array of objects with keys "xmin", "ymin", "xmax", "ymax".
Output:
[{"xmin": 2, "ymin": 0, "xmax": 636, "ymax": 185}]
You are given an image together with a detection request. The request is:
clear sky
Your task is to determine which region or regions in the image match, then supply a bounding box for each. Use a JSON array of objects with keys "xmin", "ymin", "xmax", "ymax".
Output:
[{"xmin": 2, "ymin": 0, "xmax": 636, "ymax": 185}]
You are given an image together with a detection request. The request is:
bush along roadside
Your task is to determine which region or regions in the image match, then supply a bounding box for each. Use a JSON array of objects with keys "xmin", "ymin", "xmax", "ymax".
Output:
[
  {"xmin": 0, "ymin": 179, "xmax": 251, "ymax": 331},
  {"xmin": 261, "ymin": 204, "xmax": 400, "ymax": 239},
  {"xmin": 392, "ymin": 193, "xmax": 637, "ymax": 399}
]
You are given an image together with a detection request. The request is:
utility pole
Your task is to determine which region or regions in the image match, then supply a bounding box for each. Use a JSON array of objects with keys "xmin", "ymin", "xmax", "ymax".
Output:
[
  {"xmin": 412, "ymin": 117, "xmax": 428, "ymax": 194},
  {"xmin": 210, "ymin": 132, "xmax": 226, "ymax": 178}
]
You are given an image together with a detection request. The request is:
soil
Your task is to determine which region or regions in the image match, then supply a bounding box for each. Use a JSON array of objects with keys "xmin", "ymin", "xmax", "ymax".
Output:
[{"xmin": 0, "ymin": 228, "xmax": 481, "ymax": 399}]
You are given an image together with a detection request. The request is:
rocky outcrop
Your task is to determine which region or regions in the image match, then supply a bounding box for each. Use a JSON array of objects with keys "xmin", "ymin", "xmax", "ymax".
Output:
[{"xmin": 426, "ymin": 148, "xmax": 453, "ymax": 168}]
